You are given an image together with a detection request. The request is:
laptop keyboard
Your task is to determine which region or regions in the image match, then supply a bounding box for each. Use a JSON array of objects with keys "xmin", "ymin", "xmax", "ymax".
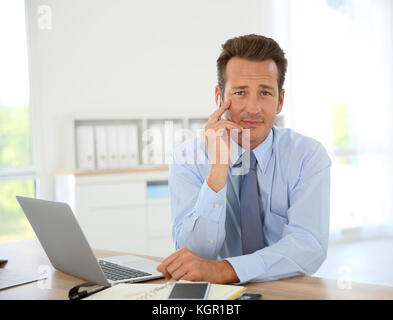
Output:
[{"xmin": 99, "ymin": 260, "xmax": 152, "ymax": 281}]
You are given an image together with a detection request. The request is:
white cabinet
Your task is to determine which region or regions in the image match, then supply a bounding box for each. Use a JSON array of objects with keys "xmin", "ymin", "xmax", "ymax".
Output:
[
  {"xmin": 55, "ymin": 167, "xmax": 174, "ymax": 257},
  {"xmin": 146, "ymin": 199, "xmax": 175, "ymax": 257}
]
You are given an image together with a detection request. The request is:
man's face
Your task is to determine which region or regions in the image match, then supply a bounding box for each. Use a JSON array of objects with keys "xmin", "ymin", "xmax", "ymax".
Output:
[{"xmin": 217, "ymin": 57, "xmax": 285, "ymax": 150}]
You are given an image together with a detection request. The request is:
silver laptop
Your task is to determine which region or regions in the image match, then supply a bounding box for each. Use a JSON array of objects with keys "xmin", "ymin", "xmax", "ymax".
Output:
[{"xmin": 16, "ymin": 196, "xmax": 164, "ymax": 286}]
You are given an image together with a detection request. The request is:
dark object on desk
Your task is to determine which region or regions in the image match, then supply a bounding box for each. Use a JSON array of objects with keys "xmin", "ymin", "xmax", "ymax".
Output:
[
  {"xmin": 69, "ymin": 281, "xmax": 110, "ymax": 300},
  {"xmin": 0, "ymin": 259, "xmax": 8, "ymax": 267},
  {"xmin": 236, "ymin": 293, "xmax": 262, "ymax": 300},
  {"xmin": 168, "ymin": 282, "xmax": 210, "ymax": 300}
]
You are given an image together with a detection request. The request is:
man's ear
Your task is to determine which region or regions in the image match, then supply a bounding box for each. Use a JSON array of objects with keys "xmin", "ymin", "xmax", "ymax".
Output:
[
  {"xmin": 276, "ymin": 89, "xmax": 285, "ymax": 114},
  {"xmin": 215, "ymin": 85, "xmax": 222, "ymax": 108}
]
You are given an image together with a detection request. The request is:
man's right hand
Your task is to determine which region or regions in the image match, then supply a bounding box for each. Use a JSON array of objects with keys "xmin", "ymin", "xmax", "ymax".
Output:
[{"xmin": 202, "ymin": 99, "xmax": 243, "ymax": 192}]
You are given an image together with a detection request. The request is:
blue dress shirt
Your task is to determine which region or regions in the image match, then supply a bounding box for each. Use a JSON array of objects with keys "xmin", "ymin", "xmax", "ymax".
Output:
[{"xmin": 169, "ymin": 125, "xmax": 331, "ymax": 283}]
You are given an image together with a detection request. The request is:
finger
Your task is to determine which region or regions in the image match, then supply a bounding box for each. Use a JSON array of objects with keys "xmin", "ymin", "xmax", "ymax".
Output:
[
  {"xmin": 160, "ymin": 248, "xmax": 185, "ymax": 267},
  {"xmin": 208, "ymin": 99, "xmax": 231, "ymax": 124},
  {"xmin": 156, "ymin": 263, "xmax": 172, "ymax": 280},
  {"xmin": 205, "ymin": 121, "xmax": 243, "ymax": 134},
  {"xmin": 179, "ymin": 271, "xmax": 201, "ymax": 282},
  {"xmin": 166, "ymin": 257, "xmax": 184, "ymax": 277},
  {"xmin": 179, "ymin": 272, "xmax": 195, "ymax": 281},
  {"xmin": 206, "ymin": 124, "xmax": 242, "ymax": 139},
  {"xmin": 158, "ymin": 248, "xmax": 189, "ymax": 277},
  {"xmin": 157, "ymin": 249, "xmax": 183, "ymax": 278},
  {"xmin": 214, "ymin": 99, "xmax": 231, "ymax": 121},
  {"xmin": 178, "ymin": 262, "xmax": 200, "ymax": 281},
  {"xmin": 170, "ymin": 263, "xmax": 189, "ymax": 281},
  {"xmin": 215, "ymin": 119, "xmax": 243, "ymax": 129},
  {"xmin": 220, "ymin": 122, "xmax": 243, "ymax": 133}
]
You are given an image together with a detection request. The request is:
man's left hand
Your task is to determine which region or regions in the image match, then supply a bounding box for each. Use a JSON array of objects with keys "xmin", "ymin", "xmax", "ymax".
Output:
[{"xmin": 156, "ymin": 248, "xmax": 239, "ymax": 284}]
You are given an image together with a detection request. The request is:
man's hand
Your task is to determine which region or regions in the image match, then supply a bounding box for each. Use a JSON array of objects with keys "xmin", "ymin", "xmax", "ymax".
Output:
[
  {"xmin": 156, "ymin": 248, "xmax": 239, "ymax": 284},
  {"xmin": 202, "ymin": 99, "xmax": 242, "ymax": 192}
]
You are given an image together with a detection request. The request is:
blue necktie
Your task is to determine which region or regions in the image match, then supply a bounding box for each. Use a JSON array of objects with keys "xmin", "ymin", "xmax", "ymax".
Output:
[{"xmin": 239, "ymin": 151, "xmax": 265, "ymax": 254}]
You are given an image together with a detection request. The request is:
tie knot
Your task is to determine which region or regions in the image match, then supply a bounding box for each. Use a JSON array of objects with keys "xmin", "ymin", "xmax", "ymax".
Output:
[{"xmin": 234, "ymin": 151, "xmax": 257, "ymax": 171}]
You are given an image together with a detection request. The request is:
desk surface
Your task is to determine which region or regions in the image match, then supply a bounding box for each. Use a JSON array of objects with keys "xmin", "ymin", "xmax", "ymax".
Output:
[{"xmin": 0, "ymin": 240, "xmax": 392, "ymax": 300}]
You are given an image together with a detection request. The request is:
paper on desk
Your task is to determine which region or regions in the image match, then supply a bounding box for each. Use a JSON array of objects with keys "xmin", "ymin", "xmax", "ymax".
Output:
[
  {"xmin": 0, "ymin": 269, "xmax": 47, "ymax": 290},
  {"xmin": 83, "ymin": 281, "xmax": 246, "ymax": 300}
]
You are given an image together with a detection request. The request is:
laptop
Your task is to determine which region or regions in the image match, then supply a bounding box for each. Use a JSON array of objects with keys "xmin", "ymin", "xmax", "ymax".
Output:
[{"xmin": 16, "ymin": 196, "xmax": 164, "ymax": 286}]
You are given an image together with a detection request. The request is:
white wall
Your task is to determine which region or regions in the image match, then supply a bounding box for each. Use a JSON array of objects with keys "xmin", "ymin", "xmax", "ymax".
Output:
[{"xmin": 25, "ymin": 0, "xmax": 275, "ymax": 199}]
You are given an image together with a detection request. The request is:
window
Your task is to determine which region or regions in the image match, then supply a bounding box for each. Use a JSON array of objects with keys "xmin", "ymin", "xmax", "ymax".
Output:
[
  {"xmin": 0, "ymin": 0, "xmax": 36, "ymax": 244},
  {"xmin": 274, "ymin": 0, "xmax": 393, "ymax": 240}
]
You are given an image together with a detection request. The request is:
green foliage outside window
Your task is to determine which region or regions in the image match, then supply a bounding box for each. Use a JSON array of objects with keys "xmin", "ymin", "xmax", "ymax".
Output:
[
  {"xmin": 0, "ymin": 103, "xmax": 31, "ymax": 167},
  {"xmin": 332, "ymin": 102, "xmax": 350, "ymax": 149},
  {"xmin": 0, "ymin": 103, "xmax": 35, "ymax": 244},
  {"xmin": 332, "ymin": 102, "xmax": 357, "ymax": 165}
]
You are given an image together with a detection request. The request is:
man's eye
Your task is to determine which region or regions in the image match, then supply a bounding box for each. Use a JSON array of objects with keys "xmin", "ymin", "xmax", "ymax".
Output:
[
  {"xmin": 261, "ymin": 91, "xmax": 272, "ymax": 96},
  {"xmin": 234, "ymin": 91, "xmax": 244, "ymax": 95}
]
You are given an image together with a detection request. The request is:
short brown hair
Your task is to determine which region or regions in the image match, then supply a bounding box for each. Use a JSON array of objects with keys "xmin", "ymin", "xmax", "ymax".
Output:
[{"xmin": 217, "ymin": 34, "xmax": 288, "ymax": 96}]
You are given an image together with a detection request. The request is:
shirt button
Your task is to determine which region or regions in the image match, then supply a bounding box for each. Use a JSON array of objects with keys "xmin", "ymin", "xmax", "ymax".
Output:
[
  {"xmin": 214, "ymin": 203, "xmax": 220, "ymax": 208},
  {"xmin": 209, "ymin": 239, "xmax": 214, "ymax": 244}
]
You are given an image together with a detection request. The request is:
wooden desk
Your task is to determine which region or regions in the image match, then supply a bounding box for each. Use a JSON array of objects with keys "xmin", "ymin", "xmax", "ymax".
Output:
[{"xmin": 1, "ymin": 240, "xmax": 392, "ymax": 300}]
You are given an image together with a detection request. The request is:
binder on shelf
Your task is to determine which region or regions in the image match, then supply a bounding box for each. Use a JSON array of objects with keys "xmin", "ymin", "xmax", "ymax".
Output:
[
  {"xmin": 127, "ymin": 124, "xmax": 139, "ymax": 166},
  {"xmin": 76, "ymin": 125, "xmax": 96, "ymax": 170},
  {"xmin": 95, "ymin": 125, "xmax": 108, "ymax": 169},
  {"xmin": 69, "ymin": 117, "xmax": 209, "ymax": 170},
  {"xmin": 117, "ymin": 125, "xmax": 129, "ymax": 168},
  {"xmin": 106, "ymin": 125, "xmax": 119, "ymax": 169},
  {"xmin": 164, "ymin": 121, "xmax": 184, "ymax": 164},
  {"xmin": 147, "ymin": 122, "xmax": 164, "ymax": 165}
]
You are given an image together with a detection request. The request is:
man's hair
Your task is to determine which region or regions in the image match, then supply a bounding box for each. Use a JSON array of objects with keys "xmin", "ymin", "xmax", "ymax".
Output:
[{"xmin": 217, "ymin": 34, "xmax": 288, "ymax": 97}]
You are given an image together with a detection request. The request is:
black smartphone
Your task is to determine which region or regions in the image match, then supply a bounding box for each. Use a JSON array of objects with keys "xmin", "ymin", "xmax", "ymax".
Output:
[
  {"xmin": 236, "ymin": 293, "xmax": 262, "ymax": 300},
  {"xmin": 167, "ymin": 282, "xmax": 211, "ymax": 300}
]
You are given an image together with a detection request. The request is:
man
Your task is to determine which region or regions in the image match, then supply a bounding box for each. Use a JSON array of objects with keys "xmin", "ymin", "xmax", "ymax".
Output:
[{"xmin": 157, "ymin": 34, "xmax": 331, "ymax": 284}]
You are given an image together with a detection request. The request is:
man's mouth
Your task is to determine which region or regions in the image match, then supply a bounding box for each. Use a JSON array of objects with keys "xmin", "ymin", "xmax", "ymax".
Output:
[{"xmin": 241, "ymin": 120, "xmax": 263, "ymax": 128}]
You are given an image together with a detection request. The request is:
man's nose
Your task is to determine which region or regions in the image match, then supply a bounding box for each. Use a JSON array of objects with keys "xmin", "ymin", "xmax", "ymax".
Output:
[{"xmin": 244, "ymin": 95, "xmax": 262, "ymax": 114}]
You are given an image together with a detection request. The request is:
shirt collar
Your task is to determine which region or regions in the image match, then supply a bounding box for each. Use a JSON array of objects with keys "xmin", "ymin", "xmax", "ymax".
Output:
[{"xmin": 230, "ymin": 128, "xmax": 274, "ymax": 175}]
